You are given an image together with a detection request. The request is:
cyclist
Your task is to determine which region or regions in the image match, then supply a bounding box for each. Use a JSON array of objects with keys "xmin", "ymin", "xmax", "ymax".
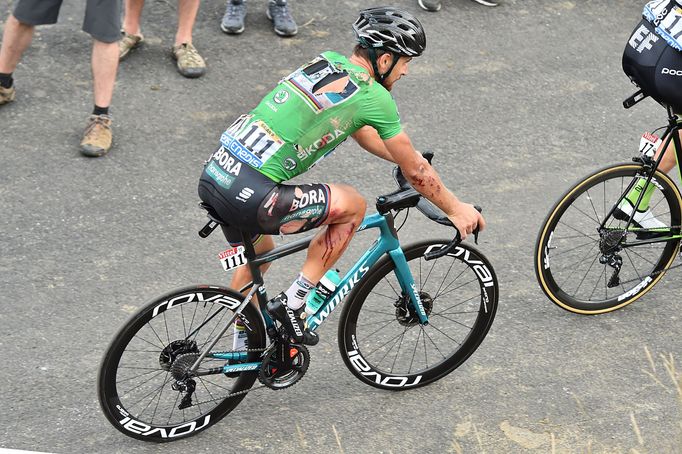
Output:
[
  {"xmin": 620, "ymin": 0, "xmax": 682, "ymax": 229},
  {"xmin": 198, "ymin": 7, "xmax": 485, "ymax": 346}
]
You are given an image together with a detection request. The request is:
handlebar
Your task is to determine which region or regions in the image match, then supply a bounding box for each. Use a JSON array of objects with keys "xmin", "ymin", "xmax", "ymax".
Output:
[{"xmin": 388, "ymin": 152, "xmax": 483, "ymax": 260}]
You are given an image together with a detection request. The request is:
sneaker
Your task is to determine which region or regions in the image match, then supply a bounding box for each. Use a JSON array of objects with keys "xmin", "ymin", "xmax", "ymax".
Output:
[
  {"xmin": 80, "ymin": 114, "xmax": 113, "ymax": 157},
  {"xmin": 615, "ymin": 199, "xmax": 668, "ymax": 237},
  {"xmin": 267, "ymin": 1, "xmax": 298, "ymax": 37},
  {"xmin": 471, "ymin": 0, "xmax": 499, "ymax": 6},
  {"xmin": 220, "ymin": 1, "xmax": 246, "ymax": 34},
  {"xmin": 266, "ymin": 292, "xmax": 318, "ymax": 345},
  {"xmin": 119, "ymin": 32, "xmax": 144, "ymax": 61},
  {"xmin": 417, "ymin": 0, "xmax": 441, "ymax": 11},
  {"xmin": 171, "ymin": 43, "xmax": 206, "ymax": 78},
  {"xmin": 0, "ymin": 84, "xmax": 15, "ymax": 105}
]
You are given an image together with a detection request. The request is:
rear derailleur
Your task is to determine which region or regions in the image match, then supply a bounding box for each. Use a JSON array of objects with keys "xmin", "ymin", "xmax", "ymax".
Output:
[{"xmin": 599, "ymin": 229, "xmax": 625, "ymax": 288}]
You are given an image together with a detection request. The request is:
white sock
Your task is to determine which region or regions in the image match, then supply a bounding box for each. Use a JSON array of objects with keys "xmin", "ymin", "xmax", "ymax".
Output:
[{"xmin": 284, "ymin": 273, "xmax": 315, "ymax": 310}]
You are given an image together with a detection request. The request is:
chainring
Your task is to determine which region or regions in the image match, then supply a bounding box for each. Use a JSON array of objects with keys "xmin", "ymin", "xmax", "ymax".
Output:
[{"xmin": 258, "ymin": 344, "xmax": 310, "ymax": 390}]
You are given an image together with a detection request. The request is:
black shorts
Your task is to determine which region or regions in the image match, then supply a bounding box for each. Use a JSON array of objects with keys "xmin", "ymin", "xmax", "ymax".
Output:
[
  {"xmin": 13, "ymin": 0, "xmax": 121, "ymax": 43},
  {"xmin": 623, "ymin": 18, "xmax": 682, "ymax": 114},
  {"xmin": 198, "ymin": 146, "xmax": 331, "ymax": 246}
]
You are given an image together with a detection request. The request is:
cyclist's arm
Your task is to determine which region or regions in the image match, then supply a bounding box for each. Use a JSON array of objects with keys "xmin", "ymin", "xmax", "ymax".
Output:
[
  {"xmin": 351, "ymin": 126, "xmax": 395, "ymax": 162},
  {"xmin": 383, "ymin": 132, "xmax": 486, "ymax": 238}
]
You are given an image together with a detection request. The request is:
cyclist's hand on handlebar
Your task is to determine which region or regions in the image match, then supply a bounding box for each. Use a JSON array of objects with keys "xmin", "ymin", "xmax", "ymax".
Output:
[{"xmin": 447, "ymin": 203, "xmax": 486, "ymax": 240}]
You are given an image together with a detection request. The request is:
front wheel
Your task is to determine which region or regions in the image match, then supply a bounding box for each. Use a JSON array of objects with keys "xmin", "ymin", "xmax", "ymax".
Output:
[
  {"xmin": 535, "ymin": 163, "xmax": 682, "ymax": 314},
  {"xmin": 98, "ymin": 285, "xmax": 266, "ymax": 442},
  {"xmin": 338, "ymin": 240, "xmax": 498, "ymax": 390}
]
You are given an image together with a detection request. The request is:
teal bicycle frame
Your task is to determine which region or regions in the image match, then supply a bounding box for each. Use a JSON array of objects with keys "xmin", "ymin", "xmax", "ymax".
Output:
[{"xmin": 209, "ymin": 210, "xmax": 427, "ymax": 374}]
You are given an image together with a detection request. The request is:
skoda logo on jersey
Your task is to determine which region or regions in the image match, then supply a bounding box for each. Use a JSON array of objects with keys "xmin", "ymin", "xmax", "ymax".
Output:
[
  {"xmin": 283, "ymin": 157, "xmax": 297, "ymax": 171},
  {"xmin": 274, "ymin": 89, "xmax": 290, "ymax": 104},
  {"xmin": 662, "ymin": 67, "xmax": 682, "ymax": 76}
]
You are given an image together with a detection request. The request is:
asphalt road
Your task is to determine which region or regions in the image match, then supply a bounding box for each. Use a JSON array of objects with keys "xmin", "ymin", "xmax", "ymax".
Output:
[{"xmin": 1, "ymin": 0, "xmax": 681, "ymax": 452}]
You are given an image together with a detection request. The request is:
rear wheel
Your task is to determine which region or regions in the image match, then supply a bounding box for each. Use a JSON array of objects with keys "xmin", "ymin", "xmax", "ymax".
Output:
[
  {"xmin": 338, "ymin": 240, "xmax": 498, "ymax": 390},
  {"xmin": 98, "ymin": 285, "xmax": 265, "ymax": 442},
  {"xmin": 535, "ymin": 164, "xmax": 682, "ymax": 314}
]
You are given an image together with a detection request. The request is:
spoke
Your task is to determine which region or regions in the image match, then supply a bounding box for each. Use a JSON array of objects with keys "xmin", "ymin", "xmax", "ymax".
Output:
[
  {"xmin": 200, "ymin": 377, "xmax": 234, "ymax": 393},
  {"xmin": 551, "ymin": 233, "xmax": 600, "ymax": 241},
  {"xmin": 363, "ymin": 328, "xmax": 412, "ymax": 359},
  {"xmin": 382, "ymin": 275, "xmax": 401, "ymax": 298},
  {"xmin": 125, "ymin": 372, "xmax": 172, "ymax": 414},
  {"xmin": 390, "ymin": 326, "xmax": 409, "ymax": 373},
  {"xmin": 432, "ymin": 255, "xmax": 459, "ymax": 302},
  {"xmin": 120, "ymin": 369, "xmax": 168, "ymax": 398},
  {"xmin": 422, "ymin": 257, "xmax": 438, "ymax": 289},
  {"xmin": 623, "ymin": 247, "xmax": 644, "ymax": 282},
  {"xmin": 197, "ymin": 307, "xmax": 231, "ymax": 351},
  {"xmin": 557, "ymin": 219, "xmax": 600, "ymax": 242},
  {"xmin": 624, "ymin": 245, "xmax": 660, "ymax": 268},
  {"xmin": 433, "ymin": 293, "xmax": 479, "ymax": 311},
  {"xmin": 425, "ymin": 322, "xmax": 462, "ymax": 345},
  {"xmin": 362, "ymin": 318, "xmax": 401, "ymax": 341},
  {"xmin": 588, "ymin": 263, "xmax": 607, "ymax": 301},
  {"xmin": 163, "ymin": 312, "xmax": 171, "ymax": 346},
  {"xmin": 116, "ymin": 368, "xmax": 164, "ymax": 384},
  {"xmin": 547, "ymin": 239, "xmax": 599, "ymax": 259},
  {"xmin": 431, "ymin": 313, "xmax": 474, "ymax": 330},
  {"xmin": 584, "ymin": 187, "xmax": 603, "ymax": 225},
  {"xmin": 408, "ymin": 328, "xmax": 421, "ymax": 374},
  {"xmin": 433, "ymin": 267, "xmax": 469, "ymax": 301},
  {"xmin": 168, "ymin": 389, "xmax": 182, "ymax": 424},
  {"xmin": 187, "ymin": 300, "xmax": 201, "ymax": 339},
  {"xmin": 145, "ymin": 322, "xmax": 167, "ymax": 350},
  {"xmin": 422, "ymin": 326, "xmax": 429, "ymax": 369},
  {"xmin": 421, "ymin": 326, "xmax": 448, "ymax": 361},
  {"xmin": 432, "ymin": 277, "xmax": 479, "ymax": 300},
  {"xmin": 569, "ymin": 249, "xmax": 601, "ymax": 297},
  {"xmin": 368, "ymin": 290, "xmax": 399, "ymax": 301},
  {"xmin": 373, "ymin": 331, "xmax": 403, "ymax": 370},
  {"xmin": 355, "ymin": 318, "xmax": 397, "ymax": 328},
  {"xmin": 181, "ymin": 304, "xmax": 187, "ymax": 337}
]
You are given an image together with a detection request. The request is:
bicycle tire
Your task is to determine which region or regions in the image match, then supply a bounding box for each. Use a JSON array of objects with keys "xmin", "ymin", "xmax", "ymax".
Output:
[
  {"xmin": 535, "ymin": 163, "xmax": 682, "ymax": 314},
  {"xmin": 337, "ymin": 239, "xmax": 498, "ymax": 390},
  {"xmin": 98, "ymin": 285, "xmax": 266, "ymax": 442}
]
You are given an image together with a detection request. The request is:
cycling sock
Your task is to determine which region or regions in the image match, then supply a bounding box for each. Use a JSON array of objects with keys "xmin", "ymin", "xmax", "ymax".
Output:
[
  {"xmin": 0, "ymin": 72, "xmax": 13, "ymax": 89},
  {"xmin": 625, "ymin": 178, "xmax": 656, "ymax": 211},
  {"xmin": 232, "ymin": 319, "xmax": 248, "ymax": 350},
  {"xmin": 284, "ymin": 273, "xmax": 315, "ymax": 310},
  {"xmin": 93, "ymin": 105, "xmax": 109, "ymax": 116}
]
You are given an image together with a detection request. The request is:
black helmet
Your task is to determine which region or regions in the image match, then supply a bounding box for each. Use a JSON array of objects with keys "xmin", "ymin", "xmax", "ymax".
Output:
[{"xmin": 353, "ymin": 6, "xmax": 426, "ymax": 57}]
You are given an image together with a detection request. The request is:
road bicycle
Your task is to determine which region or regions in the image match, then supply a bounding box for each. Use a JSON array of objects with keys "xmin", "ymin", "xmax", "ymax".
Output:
[
  {"xmin": 535, "ymin": 91, "xmax": 682, "ymax": 314},
  {"xmin": 97, "ymin": 154, "xmax": 498, "ymax": 441}
]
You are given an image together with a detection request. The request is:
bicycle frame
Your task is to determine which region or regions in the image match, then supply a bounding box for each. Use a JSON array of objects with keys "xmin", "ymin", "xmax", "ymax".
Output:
[
  {"xmin": 598, "ymin": 107, "xmax": 682, "ymax": 247},
  {"xmin": 205, "ymin": 209, "xmax": 429, "ymax": 373}
]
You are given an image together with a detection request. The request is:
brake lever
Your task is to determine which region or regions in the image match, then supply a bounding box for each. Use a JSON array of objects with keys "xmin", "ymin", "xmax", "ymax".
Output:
[{"xmin": 423, "ymin": 205, "xmax": 483, "ymax": 260}]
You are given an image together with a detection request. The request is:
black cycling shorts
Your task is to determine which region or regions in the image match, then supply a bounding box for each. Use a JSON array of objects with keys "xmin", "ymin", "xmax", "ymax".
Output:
[
  {"xmin": 623, "ymin": 18, "xmax": 682, "ymax": 114},
  {"xmin": 198, "ymin": 146, "xmax": 331, "ymax": 246},
  {"xmin": 13, "ymin": 0, "xmax": 121, "ymax": 43}
]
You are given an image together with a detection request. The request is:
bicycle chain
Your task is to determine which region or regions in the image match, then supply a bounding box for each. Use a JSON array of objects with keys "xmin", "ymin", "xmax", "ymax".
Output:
[{"xmin": 179, "ymin": 346, "xmax": 273, "ymax": 408}]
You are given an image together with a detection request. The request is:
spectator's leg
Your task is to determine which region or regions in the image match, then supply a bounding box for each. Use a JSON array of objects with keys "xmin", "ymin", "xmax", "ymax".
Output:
[
  {"xmin": 0, "ymin": 15, "xmax": 34, "ymax": 104},
  {"xmin": 0, "ymin": 15, "xmax": 34, "ymax": 74},
  {"xmin": 120, "ymin": 0, "xmax": 145, "ymax": 60},
  {"xmin": 175, "ymin": 0, "xmax": 199, "ymax": 46},
  {"xmin": 80, "ymin": 39, "xmax": 118, "ymax": 157},
  {"xmin": 172, "ymin": 0, "xmax": 206, "ymax": 79}
]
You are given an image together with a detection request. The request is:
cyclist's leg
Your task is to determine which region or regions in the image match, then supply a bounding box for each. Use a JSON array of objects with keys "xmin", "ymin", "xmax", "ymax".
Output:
[
  {"xmin": 259, "ymin": 182, "xmax": 366, "ymax": 344},
  {"xmin": 299, "ymin": 183, "xmax": 366, "ymax": 282},
  {"xmin": 229, "ymin": 234, "xmax": 275, "ymax": 301}
]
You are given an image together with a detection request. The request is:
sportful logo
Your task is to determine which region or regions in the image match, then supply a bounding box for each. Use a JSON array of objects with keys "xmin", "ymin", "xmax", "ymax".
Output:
[{"xmin": 236, "ymin": 187, "xmax": 255, "ymax": 202}]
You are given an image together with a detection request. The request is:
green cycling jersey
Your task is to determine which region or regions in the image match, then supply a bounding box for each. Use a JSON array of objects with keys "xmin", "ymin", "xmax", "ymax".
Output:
[{"xmin": 219, "ymin": 51, "xmax": 402, "ymax": 183}]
